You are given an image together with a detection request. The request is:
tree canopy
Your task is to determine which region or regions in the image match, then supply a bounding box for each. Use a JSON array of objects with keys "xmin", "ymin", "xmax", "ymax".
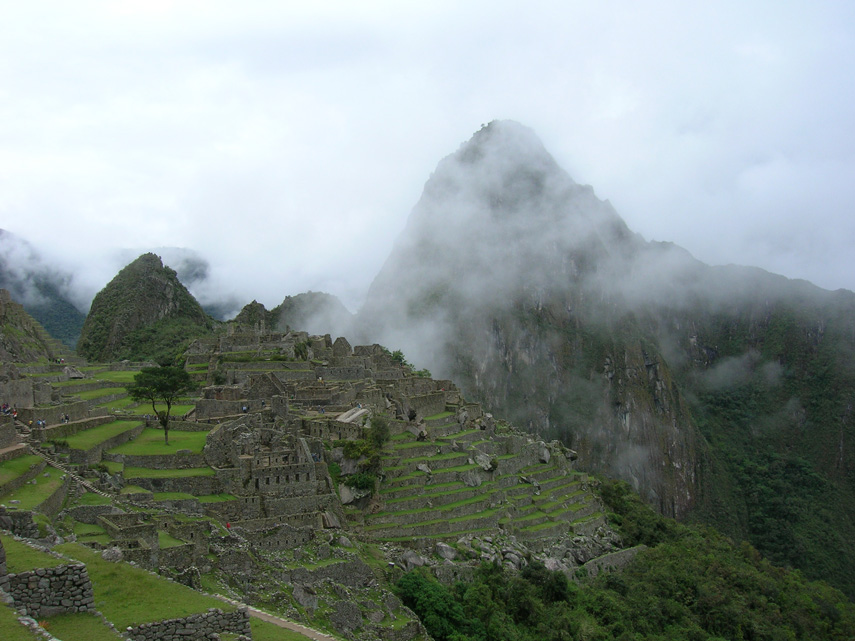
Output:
[{"xmin": 126, "ymin": 366, "xmax": 195, "ymax": 444}]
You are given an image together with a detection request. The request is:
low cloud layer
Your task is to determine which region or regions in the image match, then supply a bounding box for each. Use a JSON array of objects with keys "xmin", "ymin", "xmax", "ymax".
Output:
[{"xmin": 1, "ymin": 2, "xmax": 854, "ymax": 312}]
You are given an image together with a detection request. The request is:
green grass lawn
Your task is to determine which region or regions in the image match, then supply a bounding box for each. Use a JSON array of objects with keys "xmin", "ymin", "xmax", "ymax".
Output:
[
  {"xmin": 76, "ymin": 492, "xmax": 114, "ymax": 506},
  {"xmin": 72, "ymin": 522, "xmax": 107, "ymax": 537},
  {"xmin": 53, "ymin": 542, "xmax": 235, "ymax": 628},
  {"xmin": 102, "ymin": 461, "xmax": 123, "ymax": 475},
  {"xmin": 0, "ymin": 455, "xmax": 43, "ymax": 487},
  {"xmin": 0, "ymin": 465, "xmax": 65, "ymax": 509},
  {"xmin": 198, "ymin": 493, "xmax": 237, "ymax": 503},
  {"xmin": 94, "ymin": 396, "xmax": 140, "ymax": 411},
  {"xmin": 107, "ymin": 428, "xmax": 210, "ymax": 455},
  {"xmin": 423, "ymin": 410, "xmax": 454, "ymax": 421},
  {"xmin": 123, "ymin": 466, "xmax": 215, "ymax": 479},
  {"xmin": 249, "ymin": 618, "xmax": 317, "ymax": 640},
  {"xmin": 93, "ymin": 370, "xmax": 142, "ymax": 384},
  {"xmin": 158, "ymin": 530, "xmax": 186, "ymax": 549},
  {"xmin": 124, "ymin": 403, "xmax": 196, "ymax": 417},
  {"xmin": 41, "ymin": 612, "xmax": 123, "ymax": 640},
  {"xmin": 0, "ymin": 532, "xmax": 65, "ymax": 572},
  {"xmin": 152, "ymin": 491, "xmax": 196, "ymax": 500},
  {"xmin": 120, "ymin": 484, "xmax": 151, "ymax": 495},
  {"xmin": 62, "ymin": 420, "xmax": 142, "ymax": 450},
  {"xmin": 71, "ymin": 387, "xmax": 127, "ymax": 401},
  {"xmin": 0, "ymin": 601, "xmax": 41, "ymax": 641}
]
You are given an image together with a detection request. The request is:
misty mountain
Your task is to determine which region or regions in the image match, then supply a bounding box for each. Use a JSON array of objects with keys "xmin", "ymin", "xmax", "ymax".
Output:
[
  {"xmin": 77, "ymin": 252, "xmax": 216, "ymax": 363},
  {"xmin": 231, "ymin": 291, "xmax": 353, "ymax": 338},
  {"xmin": 114, "ymin": 246, "xmax": 244, "ymax": 320},
  {"xmin": 357, "ymin": 120, "xmax": 855, "ymax": 594},
  {"xmin": 0, "ymin": 229, "xmax": 85, "ymax": 347}
]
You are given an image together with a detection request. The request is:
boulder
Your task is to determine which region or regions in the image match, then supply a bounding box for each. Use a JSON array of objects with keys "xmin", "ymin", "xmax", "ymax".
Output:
[
  {"xmin": 292, "ymin": 584, "xmax": 318, "ymax": 610},
  {"xmin": 101, "ymin": 547, "xmax": 123, "ymax": 563},
  {"xmin": 402, "ymin": 550, "xmax": 426, "ymax": 571},
  {"xmin": 435, "ymin": 542, "xmax": 457, "ymax": 561}
]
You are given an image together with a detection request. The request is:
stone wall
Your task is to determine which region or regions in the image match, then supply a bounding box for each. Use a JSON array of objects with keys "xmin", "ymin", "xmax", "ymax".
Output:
[
  {"xmin": 315, "ymin": 365, "xmax": 367, "ymax": 380},
  {"xmin": 237, "ymin": 522, "xmax": 315, "ymax": 551},
  {"xmin": 65, "ymin": 504, "xmax": 123, "ymax": 525},
  {"xmin": 0, "ymin": 460, "xmax": 46, "ymax": 497},
  {"xmin": 125, "ymin": 607, "xmax": 250, "ymax": 641},
  {"xmin": 31, "ymin": 413, "xmax": 116, "ymax": 443},
  {"xmin": 0, "ymin": 421, "xmax": 17, "ymax": 449},
  {"xmin": 403, "ymin": 392, "xmax": 447, "ymax": 421},
  {"xmin": 302, "ymin": 418, "xmax": 363, "ymax": 441},
  {"xmin": 158, "ymin": 543, "xmax": 196, "ymax": 571},
  {"xmin": 128, "ymin": 475, "xmax": 222, "ymax": 495},
  {"xmin": 68, "ymin": 422, "xmax": 145, "ymax": 465},
  {"xmin": 0, "ymin": 379, "xmax": 40, "ymax": 410},
  {"xmin": 117, "ymin": 452, "xmax": 207, "ymax": 470},
  {"xmin": 0, "ymin": 509, "xmax": 39, "ymax": 538},
  {"xmin": 3, "ymin": 563, "xmax": 94, "ymax": 618},
  {"xmin": 37, "ymin": 475, "xmax": 71, "ymax": 517},
  {"xmin": 195, "ymin": 399, "xmax": 264, "ymax": 420}
]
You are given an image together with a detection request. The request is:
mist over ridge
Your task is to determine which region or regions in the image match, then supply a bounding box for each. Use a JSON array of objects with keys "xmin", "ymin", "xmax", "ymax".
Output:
[{"xmin": 353, "ymin": 119, "xmax": 855, "ymax": 542}]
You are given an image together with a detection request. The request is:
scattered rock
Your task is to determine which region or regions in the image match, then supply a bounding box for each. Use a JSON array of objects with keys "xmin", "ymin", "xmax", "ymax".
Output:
[
  {"xmin": 435, "ymin": 542, "xmax": 457, "ymax": 561},
  {"xmin": 292, "ymin": 584, "xmax": 318, "ymax": 610},
  {"xmin": 101, "ymin": 547, "xmax": 123, "ymax": 563},
  {"xmin": 402, "ymin": 550, "xmax": 426, "ymax": 571}
]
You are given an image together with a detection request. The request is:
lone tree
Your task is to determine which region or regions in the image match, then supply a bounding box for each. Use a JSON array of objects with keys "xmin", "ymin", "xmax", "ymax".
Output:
[{"xmin": 126, "ymin": 366, "xmax": 195, "ymax": 444}]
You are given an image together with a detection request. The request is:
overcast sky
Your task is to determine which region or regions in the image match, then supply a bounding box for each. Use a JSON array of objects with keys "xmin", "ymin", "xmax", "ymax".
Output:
[{"xmin": 1, "ymin": 1, "xmax": 853, "ymax": 312}]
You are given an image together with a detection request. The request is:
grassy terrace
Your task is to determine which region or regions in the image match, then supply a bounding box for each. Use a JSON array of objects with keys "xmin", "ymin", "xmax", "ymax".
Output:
[
  {"xmin": 0, "ymin": 454, "xmax": 43, "ymax": 487},
  {"xmin": 369, "ymin": 492, "xmax": 489, "ymax": 519},
  {"xmin": 54, "ymin": 542, "xmax": 235, "ymax": 628},
  {"xmin": 60, "ymin": 420, "xmax": 142, "ymax": 450},
  {"xmin": 379, "ymin": 480, "xmax": 461, "ymax": 496},
  {"xmin": 0, "ymin": 532, "xmax": 65, "ymax": 571},
  {"xmin": 107, "ymin": 428, "xmax": 210, "ymax": 455},
  {"xmin": 94, "ymin": 396, "xmax": 140, "ymax": 411},
  {"xmin": 423, "ymin": 411, "xmax": 454, "ymax": 421},
  {"xmin": 364, "ymin": 506, "xmax": 504, "ymax": 532},
  {"xmin": 158, "ymin": 530, "xmax": 186, "ymax": 549},
  {"xmin": 124, "ymin": 466, "xmax": 215, "ymax": 479},
  {"xmin": 89, "ymin": 370, "xmax": 142, "ymax": 384},
  {"xmin": 1, "ymin": 465, "xmax": 65, "ymax": 509},
  {"xmin": 0, "ymin": 601, "xmax": 41, "ymax": 640},
  {"xmin": 36, "ymin": 612, "xmax": 124, "ymax": 641},
  {"xmin": 69, "ymin": 387, "xmax": 127, "ymax": 401},
  {"xmin": 198, "ymin": 493, "xmax": 236, "ymax": 503}
]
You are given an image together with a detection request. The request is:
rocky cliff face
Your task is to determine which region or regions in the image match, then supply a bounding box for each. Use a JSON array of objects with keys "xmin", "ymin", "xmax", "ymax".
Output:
[
  {"xmin": 357, "ymin": 121, "xmax": 710, "ymax": 518},
  {"xmin": 77, "ymin": 253, "xmax": 211, "ymax": 362}
]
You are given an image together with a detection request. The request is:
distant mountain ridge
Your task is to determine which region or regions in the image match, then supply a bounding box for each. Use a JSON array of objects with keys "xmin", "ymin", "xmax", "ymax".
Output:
[{"xmin": 0, "ymin": 229, "xmax": 85, "ymax": 347}]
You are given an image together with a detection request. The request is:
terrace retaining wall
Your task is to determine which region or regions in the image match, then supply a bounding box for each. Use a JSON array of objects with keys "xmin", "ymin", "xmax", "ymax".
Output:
[
  {"xmin": 3, "ymin": 563, "xmax": 94, "ymax": 618},
  {"xmin": 117, "ymin": 453, "xmax": 207, "ymax": 470},
  {"xmin": 125, "ymin": 606, "xmax": 250, "ymax": 641},
  {"xmin": 68, "ymin": 423, "xmax": 145, "ymax": 465}
]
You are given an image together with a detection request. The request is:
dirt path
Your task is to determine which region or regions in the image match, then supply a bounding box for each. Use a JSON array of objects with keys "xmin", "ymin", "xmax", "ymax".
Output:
[{"xmin": 245, "ymin": 605, "xmax": 338, "ymax": 640}]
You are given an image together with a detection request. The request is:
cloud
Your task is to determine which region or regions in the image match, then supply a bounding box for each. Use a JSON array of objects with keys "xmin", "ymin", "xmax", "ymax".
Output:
[{"xmin": 0, "ymin": 1, "xmax": 853, "ymax": 311}]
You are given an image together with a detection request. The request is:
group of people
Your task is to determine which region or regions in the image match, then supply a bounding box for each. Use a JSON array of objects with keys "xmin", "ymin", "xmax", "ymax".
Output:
[{"xmin": 1, "ymin": 403, "xmax": 17, "ymax": 418}]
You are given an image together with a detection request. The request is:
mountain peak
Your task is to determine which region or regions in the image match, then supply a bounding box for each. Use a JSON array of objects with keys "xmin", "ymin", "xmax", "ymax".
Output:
[{"xmin": 77, "ymin": 253, "xmax": 210, "ymax": 362}]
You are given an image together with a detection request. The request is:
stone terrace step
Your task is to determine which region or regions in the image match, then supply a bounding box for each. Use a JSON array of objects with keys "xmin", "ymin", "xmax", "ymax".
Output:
[
  {"xmin": 366, "ymin": 493, "xmax": 495, "ymax": 527},
  {"xmin": 366, "ymin": 507, "xmax": 504, "ymax": 540}
]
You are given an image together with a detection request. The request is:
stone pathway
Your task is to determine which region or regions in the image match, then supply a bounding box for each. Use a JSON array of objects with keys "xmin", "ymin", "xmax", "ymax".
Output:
[
  {"xmin": 213, "ymin": 595, "xmax": 338, "ymax": 641},
  {"xmin": 245, "ymin": 605, "xmax": 338, "ymax": 640}
]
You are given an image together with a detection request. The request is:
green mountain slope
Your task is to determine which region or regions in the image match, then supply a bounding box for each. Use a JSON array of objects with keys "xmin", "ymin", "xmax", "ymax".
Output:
[{"xmin": 77, "ymin": 253, "xmax": 215, "ymax": 363}]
